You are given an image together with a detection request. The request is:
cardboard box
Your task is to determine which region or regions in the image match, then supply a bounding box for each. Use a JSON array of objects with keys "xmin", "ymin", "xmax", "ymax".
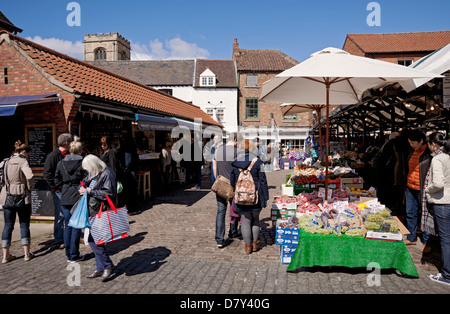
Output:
[
  {"xmin": 275, "ymin": 221, "xmax": 300, "ymax": 245},
  {"xmin": 281, "ymin": 184, "xmax": 294, "ymax": 196},
  {"xmin": 279, "ymin": 245, "xmax": 297, "ymax": 264},
  {"xmin": 366, "ymin": 230, "xmax": 403, "ymax": 242},
  {"xmin": 272, "ymin": 196, "xmax": 297, "ymax": 210},
  {"xmin": 341, "ymin": 177, "xmax": 363, "ymax": 189}
]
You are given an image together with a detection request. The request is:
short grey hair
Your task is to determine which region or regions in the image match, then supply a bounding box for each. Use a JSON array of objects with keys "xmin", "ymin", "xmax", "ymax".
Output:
[
  {"xmin": 57, "ymin": 133, "xmax": 73, "ymax": 147},
  {"xmin": 82, "ymin": 154, "xmax": 107, "ymax": 179}
]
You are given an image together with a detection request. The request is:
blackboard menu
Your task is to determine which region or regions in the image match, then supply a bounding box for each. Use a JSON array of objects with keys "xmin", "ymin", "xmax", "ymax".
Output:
[
  {"xmin": 31, "ymin": 175, "xmax": 54, "ymax": 218},
  {"xmin": 25, "ymin": 124, "xmax": 55, "ymax": 168}
]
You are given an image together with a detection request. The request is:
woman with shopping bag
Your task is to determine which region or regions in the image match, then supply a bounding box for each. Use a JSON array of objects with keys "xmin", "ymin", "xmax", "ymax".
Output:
[{"xmin": 79, "ymin": 154, "xmax": 118, "ymax": 282}]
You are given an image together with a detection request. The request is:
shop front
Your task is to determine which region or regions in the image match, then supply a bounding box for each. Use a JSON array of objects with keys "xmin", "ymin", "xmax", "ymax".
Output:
[{"xmin": 0, "ymin": 31, "xmax": 221, "ymax": 218}]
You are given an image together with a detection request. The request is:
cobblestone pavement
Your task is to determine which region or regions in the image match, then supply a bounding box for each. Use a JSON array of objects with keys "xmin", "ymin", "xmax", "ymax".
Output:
[{"xmin": 1, "ymin": 169, "xmax": 449, "ymax": 295}]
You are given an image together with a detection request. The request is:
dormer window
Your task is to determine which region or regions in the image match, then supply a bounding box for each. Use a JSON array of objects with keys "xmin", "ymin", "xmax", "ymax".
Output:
[{"xmin": 199, "ymin": 69, "xmax": 216, "ymax": 87}]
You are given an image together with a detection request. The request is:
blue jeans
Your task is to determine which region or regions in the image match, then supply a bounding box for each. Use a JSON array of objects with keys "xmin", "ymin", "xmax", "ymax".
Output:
[
  {"xmin": 1, "ymin": 204, "xmax": 31, "ymax": 247},
  {"xmin": 215, "ymin": 195, "xmax": 228, "ymax": 245},
  {"xmin": 53, "ymin": 192, "xmax": 64, "ymax": 243},
  {"xmin": 88, "ymin": 233, "xmax": 113, "ymax": 271},
  {"xmin": 432, "ymin": 204, "xmax": 450, "ymax": 280},
  {"xmin": 61, "ymin": 205, "xmax": 82, "ymax": 261},
  {"xmin": 405, "ymin": 187, "xmax": 430, "ymax": 244}
]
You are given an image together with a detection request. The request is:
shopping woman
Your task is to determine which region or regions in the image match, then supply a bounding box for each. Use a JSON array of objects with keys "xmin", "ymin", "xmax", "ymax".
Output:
[
  {"xmin": 79, "ymin": 154, "xmax": 117, "ymax": 282},
  {"xmin": 54, "ymin": 138, "xmax": 86, "ymax": 262},
  {"xmin": 405, "ymin": 129, "xmax": 432, "ymax": 252},
  {"xmin": 230, "ymin": 139, "xmax": 269, "ymax": 254},
  {"xmin": 99, "ymin": 136, "xmax": 117, "ymax": 175},
  {"xmin": 425, "ymin": 132, "xmax": 450, "ymax": 286},
  {"xmin": 1, "ymin": 141, "xmax": 34, "ymax": 263}
]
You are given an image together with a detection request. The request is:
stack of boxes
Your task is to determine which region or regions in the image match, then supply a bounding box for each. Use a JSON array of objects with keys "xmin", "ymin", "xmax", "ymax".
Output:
[{"xmin": 272, "ymin": 195, "xmax": 299, "ymax": 264}]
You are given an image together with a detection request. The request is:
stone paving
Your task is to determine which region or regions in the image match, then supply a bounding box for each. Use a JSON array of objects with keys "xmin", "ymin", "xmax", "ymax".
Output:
[{"xmin": 1, "ymin": 169, "xmax": 449, "ymax": 295}]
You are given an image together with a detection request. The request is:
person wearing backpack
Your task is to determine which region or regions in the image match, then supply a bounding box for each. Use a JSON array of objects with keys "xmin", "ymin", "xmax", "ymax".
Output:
[{"xmin": 230, "ymin": 139, "xmax": 269, "ymax": 254}]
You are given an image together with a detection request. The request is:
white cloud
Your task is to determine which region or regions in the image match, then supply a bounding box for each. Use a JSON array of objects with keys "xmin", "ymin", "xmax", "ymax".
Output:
[
  {"xmin": 25, "ymin": 36, "xmax": 84, "ymax": 60},
  {"xmin": 131, "ymin": 37, "xmax": 210, "ymax": 60},
  {"xmin": 23, "ymin": 35, "xmax": 210, "ymax": 61}
]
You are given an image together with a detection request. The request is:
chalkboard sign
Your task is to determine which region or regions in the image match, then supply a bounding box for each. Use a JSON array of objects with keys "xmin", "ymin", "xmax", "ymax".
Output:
[
  {"xmin": 25, "ymin": 124, "xmax": 56, "ymax": 169},
  {"xmin": 31, "ymin": 175, "xmax": 54, "ymax": 219}
]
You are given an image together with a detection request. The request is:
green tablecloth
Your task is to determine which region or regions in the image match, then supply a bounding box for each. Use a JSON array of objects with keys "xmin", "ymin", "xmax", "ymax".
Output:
[{"xmin": 286, "ymin": 230, "xmax": 419, "ymax": 277}]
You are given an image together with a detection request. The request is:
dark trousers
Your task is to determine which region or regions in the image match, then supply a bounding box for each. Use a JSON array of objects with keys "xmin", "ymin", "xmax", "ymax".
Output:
[
  {"xmin": 88, "ymin": 233, "xmax": 113, "ymax": 271},
  {"xmin": 61, "ymin": 205, "xmax": 82, "ymax": 261}
]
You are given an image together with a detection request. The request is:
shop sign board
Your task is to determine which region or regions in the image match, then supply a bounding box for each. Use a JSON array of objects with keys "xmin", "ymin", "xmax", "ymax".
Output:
[{"xmin": 444, "ymin": 72, "xmax": 450, "ymax": 108}]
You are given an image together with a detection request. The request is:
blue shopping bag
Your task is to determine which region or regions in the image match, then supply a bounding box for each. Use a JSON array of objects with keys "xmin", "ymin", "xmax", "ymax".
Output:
[{"xmin": 68, "ymin": 192, "xmax": 90, "ymax": 229}]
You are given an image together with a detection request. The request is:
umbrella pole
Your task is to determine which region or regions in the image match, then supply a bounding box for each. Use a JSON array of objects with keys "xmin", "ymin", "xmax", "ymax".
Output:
[
  {"xmin": 316, "ymin": 108, "xmax": 324, "ymax": 164},
  {"xmin": 325, "ymin": 81, "xmax": 330, "ymax": 202}
]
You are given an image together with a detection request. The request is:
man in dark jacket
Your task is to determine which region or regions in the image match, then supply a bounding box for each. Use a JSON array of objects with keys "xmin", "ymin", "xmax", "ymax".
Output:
[{"xmin": 43, "ymin": 133, "xmax": 72, "ymax": 248}]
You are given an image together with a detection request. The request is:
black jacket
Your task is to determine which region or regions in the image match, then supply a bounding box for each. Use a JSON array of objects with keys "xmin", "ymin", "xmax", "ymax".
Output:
[
  {"xmin": 54, "ymin": 155, "xmax": 86, "ymax": 207},
  {"xmin": 82, "ymin": 167, "xmax": 117, "ymax": 213},
  {"xmin": 44, "ymin": 148, "xmax": 66, "ymax": 191}
]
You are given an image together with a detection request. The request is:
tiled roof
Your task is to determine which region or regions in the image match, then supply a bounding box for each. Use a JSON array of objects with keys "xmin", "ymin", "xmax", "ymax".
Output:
[
  {"xmin": 234, "ymin": 48, "xmax": 299, "ymax": 72},
  {"xmin": 2, "ymin": 31, "xmax": 220, "ymax": 126},
  {"xmin": 194, "ymin": 59, "xmax": 237, "ymax": 88},
  {"xmin": 344, "ymin": 31, "xmax": 450, "ymax": 54},
  {"xmin": 89, "ymin": 60, "xmax": 195, "ymax": 86}
]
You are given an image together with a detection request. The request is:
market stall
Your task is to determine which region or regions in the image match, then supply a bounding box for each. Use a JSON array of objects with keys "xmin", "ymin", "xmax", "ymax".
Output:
[{"xmin": 273, "ymin": 164, "xmax": 418, "ymax": 277}]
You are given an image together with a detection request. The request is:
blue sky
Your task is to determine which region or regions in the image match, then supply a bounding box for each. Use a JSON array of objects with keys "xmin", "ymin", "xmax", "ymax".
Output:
[{"xmin": 2, "ymin": 0, "xmax": 450, "ymax": 62}]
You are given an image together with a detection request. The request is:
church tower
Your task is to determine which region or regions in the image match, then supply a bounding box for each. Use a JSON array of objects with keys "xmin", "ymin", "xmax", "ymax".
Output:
[{"xmin": 84, "ymin": 32, "xmax": 131, "ymax": 61}]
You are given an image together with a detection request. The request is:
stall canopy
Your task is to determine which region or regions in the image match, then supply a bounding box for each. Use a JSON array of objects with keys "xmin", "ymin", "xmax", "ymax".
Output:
[
  {"xmin": 0, "ymin": 94, "xmax": 59, "ymax": 116},
  {"xmin": 135, "ymin": 113, "xmax": 178, "ymax": 131},
  {"xmin": 310, "ymin": 45, "xmax": 450, "ymax": 136}
]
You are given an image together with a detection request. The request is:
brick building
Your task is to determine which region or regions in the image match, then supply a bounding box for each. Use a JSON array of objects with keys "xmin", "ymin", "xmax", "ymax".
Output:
[
  {"xmin": 343, "ymin": 31, "xmax": 450, "ymax": 65},
  {"xmin": 0, "ymin": 31, "xmax": 220, "ymax": 161},
  {"xmin": 232, "ymin": 38, "xmax": 314, "ymax": 152}
]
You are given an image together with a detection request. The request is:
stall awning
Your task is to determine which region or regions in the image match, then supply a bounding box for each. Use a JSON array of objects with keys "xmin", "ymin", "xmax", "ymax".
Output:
[
  {"xmin": 135, "ymin": 114, "xmax": 178, "ymax": 131},
  {"xmin": 0, "ymin": 94, "xmax": 59, "ymax": 116}
]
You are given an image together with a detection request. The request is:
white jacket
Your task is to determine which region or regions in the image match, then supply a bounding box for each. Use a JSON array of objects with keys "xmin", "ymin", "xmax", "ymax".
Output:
[{"xmin": 425, "ymin": 152, "xmax": 450, "ymax": 204}]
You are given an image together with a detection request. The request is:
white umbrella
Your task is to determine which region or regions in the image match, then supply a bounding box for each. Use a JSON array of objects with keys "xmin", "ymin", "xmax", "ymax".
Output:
[
  {"xmin": 261, "ymin": 47, "xmax": 442, "ymax": 200},
  {"xmin": 400, "ymin": 44, "xmax": 450, "ymax": 93}
]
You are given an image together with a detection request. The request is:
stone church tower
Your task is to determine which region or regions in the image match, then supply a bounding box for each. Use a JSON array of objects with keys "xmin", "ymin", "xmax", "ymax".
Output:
[{"xmin": 84, "ymin": 32, "xmax": 130, "ymax": 61}]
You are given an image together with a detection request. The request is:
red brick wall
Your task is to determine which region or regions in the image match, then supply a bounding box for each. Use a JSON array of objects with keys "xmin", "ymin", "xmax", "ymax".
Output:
[
  {"xmin": 0, "ymin": 39, "xmax": 77, "ymax": 135},
  {"xmin": 237, "ymin": 71, "xmax": 313, "ymax": 129}
]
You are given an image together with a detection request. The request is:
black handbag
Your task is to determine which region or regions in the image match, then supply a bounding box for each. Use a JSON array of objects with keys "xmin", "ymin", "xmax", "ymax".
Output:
[{"xmin": 3, "ymin": 160, "xmax": 26, "ymax": 209}]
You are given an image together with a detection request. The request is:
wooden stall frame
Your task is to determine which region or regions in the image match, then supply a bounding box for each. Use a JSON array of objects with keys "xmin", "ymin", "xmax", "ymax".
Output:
[{"xmin": 69, "ymin": 121, "xmax": 81, "ymax": 138}]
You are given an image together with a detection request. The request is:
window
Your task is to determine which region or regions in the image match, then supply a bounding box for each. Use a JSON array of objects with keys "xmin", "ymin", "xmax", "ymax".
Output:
[
  {"xmin": 200, "ymin": 69, "xmax": 216, "ymax": 87},
  {"xmin": 245, "ymin": 98, "xmax": 259, "ymax": 120},
  {"xmin": 282, "ymin": 114, "xmax": 298, "ymax": 122},
  {"xmin": 398, "ymin": 59, "xmax": 413, "ymax": 67},
  {"xmin": 159, "ymin": 89, "xmax": 173, "ymax": 96},
  {"xmin": 246, "ymin": 74, "xmax": 258, "ymax": 87},
  {"xmin": 206, "ymin": 109, "xmax": 214, "ymax": 117},
  {"xmin": 95, "ymin": 48, "xmax": 107, "ymax": 60},
  {"xmin": 216, "ymin": 109, "xmax": 224, "ymax": 122}
]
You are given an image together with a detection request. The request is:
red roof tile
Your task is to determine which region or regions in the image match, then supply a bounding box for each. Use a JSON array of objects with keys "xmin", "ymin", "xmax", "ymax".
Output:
[
  {"xmin": 1, "ymin": 31, "xmax": 220, "ymax": 127},
  {"xmin": 344, "ymin": 31, "xmax": 450, "ymax": 54},
  {"xmin": 233, "ymin": 48, "xmax": 298, "ymax": 72}
]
